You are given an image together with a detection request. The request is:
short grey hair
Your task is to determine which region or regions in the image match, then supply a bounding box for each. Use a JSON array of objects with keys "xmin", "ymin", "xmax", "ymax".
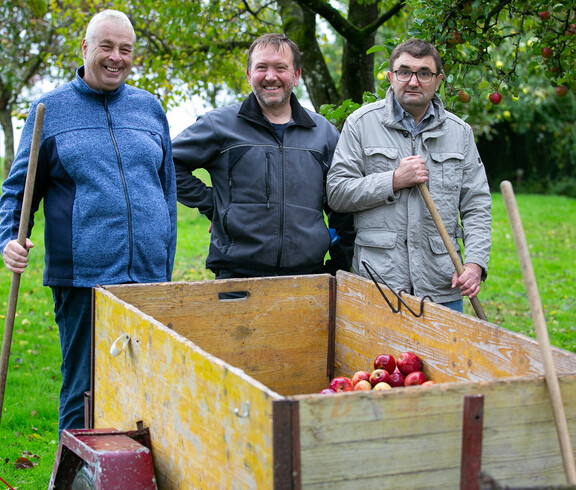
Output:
[{"xmin": 85, "ymin": 10, "xmax": 135, "ymax": 44}]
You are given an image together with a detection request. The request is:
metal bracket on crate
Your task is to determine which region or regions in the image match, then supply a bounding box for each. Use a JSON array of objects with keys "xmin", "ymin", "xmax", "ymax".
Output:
[{"xmin": 361, "ymin": 261, "xmax": 432, "ymax": 317}]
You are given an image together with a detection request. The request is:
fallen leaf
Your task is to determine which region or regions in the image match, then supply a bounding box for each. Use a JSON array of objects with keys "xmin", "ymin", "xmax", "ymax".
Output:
[{"xmin": 14, "ymin": 457, "xmax": 34, "ymax": 469}]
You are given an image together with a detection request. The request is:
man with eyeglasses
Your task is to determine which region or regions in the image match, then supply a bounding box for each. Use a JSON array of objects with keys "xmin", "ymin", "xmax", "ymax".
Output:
[{"xmin": 326, "ymin": 39, "xmax": 491, "ymax": 312}]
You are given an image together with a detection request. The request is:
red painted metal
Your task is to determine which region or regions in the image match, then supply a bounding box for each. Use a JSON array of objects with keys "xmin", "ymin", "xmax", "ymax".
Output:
[
  {"xmin": 460, "ymin": 394, "xmax": 485, "ymax": 490},
  {"xmin": 49, "ymin": 427, "xmax": 157, "ymax": 489}
]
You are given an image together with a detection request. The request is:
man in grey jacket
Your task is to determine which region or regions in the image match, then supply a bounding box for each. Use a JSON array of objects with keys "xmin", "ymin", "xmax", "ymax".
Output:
[{"xmin": 326, "ymin": 39, "xmax": 491, "ymax": 312}]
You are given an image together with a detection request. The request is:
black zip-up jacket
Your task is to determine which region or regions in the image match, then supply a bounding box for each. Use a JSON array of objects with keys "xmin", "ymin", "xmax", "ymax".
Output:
[{"xmin": 172, "ymin": 93, "xmax": 353, "ymax": 277}]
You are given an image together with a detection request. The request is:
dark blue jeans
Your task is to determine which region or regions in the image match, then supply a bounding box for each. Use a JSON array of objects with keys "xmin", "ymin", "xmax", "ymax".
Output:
[
  {"xmin": 51, "ymin": 286, "xmax": 92, "ymax": 437},
  {"xmin": 440, "ymin": 299, "xmax": 464, "ymax": 313}
]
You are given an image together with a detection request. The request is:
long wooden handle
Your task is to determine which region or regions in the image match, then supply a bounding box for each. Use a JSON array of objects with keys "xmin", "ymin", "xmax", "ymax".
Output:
[
  {"xmin": 500, "ymin": 180, "xmax": 576, "ymax": 484},
  {"xmin": 417, "ymin": 183, "xmax": 487, "ymax": 321},
  {"xmin": 0, "ymin": 103, "xmax": 45, "ymax": 426}
]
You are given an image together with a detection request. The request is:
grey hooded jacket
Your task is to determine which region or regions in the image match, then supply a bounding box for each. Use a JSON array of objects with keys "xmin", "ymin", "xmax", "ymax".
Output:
[{"xmin": 327, "ymin": 88, "xmax": 491, "ymax": 303}]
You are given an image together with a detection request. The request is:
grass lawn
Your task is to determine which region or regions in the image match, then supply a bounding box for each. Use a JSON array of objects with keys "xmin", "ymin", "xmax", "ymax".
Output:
[{"xmin": 0, "ymin": 193, "xmax": 575, "ymax": 487}]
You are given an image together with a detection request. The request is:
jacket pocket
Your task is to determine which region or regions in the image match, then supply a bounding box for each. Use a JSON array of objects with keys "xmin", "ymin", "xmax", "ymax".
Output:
[
  {"xmin": 354, "ymin": 229, "xmax": 409, "ymax": 290},
  {"xmin": 429, "ymin": 152, "xmax": 464, "ymax": 190},
  {"xmin": 355, "ymin": 228, "xmax": 398, "ymax": 248},
  {"xmin": 364, "ymin": 147, "xmax": 398, "ymax": 174}
]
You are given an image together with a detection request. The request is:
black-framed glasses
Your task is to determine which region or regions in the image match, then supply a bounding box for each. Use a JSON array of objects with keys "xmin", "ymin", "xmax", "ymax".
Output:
[{"xmin": 393, "ymin": 69, "xmax": 438, "ymax": 83}]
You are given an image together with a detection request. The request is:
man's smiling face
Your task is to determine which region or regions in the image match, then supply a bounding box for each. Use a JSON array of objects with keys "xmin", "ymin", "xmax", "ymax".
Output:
[
  {"xmin": 81, "ymin": 19, "xmax": 134, "ymax": 92},
  {"xmin": 247, "ymin": 43, "xmax": 300, "ymax": 111}
]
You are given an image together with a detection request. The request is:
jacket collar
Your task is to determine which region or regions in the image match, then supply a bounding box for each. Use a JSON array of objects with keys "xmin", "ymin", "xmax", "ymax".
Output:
[
  {"xmin": 238, "ymin": 92, "xmax": 317, "ymax": 129},
  {"xmin": 382, "ymin": 87, "xmax": 446, "ymax": 130},
  {"xmin": 72, "ymin": 66, "xmax": 126, "ymax": 98}
]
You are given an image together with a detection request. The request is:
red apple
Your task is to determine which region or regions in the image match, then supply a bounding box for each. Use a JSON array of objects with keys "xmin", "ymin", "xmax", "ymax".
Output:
[
  {"xmin": 404, "ymin": 371, "xmax": 427, "ymax": 386},
  {"xmin": 538, "ymin": 11, "xmax": 550, "ymax": 21},
  {"xmin": 447, "ymin": 31, "xmax": 464, "ymax": 45},
  {"xmin": 396, "ymin": 352, "xmax": 423, "ymax": 375},
  {"xmin": 354, "ymin": 380, "xmax": 373, "ymax": 391},
  {"xmin": 389, "ymin": 368, "xmax": 406, "ymax": 387},
  {"xmin": 457, "ymin": 89, "xmax": 471, "ymax": 103},
  {"xmin": 351, "ymin": 370, "xmax": 371, "ymax": 386},
  {"xmin": 489, "ymin": 92, "xmax": 502, "ymax": 105},
  {"xmin": 320, "ymin": 388, "xmax": 336, "ymax": 394},
  {"xmin": 373, "ymin": 354, "xmax": 396, "ymax": 374},
  {"xmin": 541, "ymin": 47, "xmax": 553, "ymax": 58},
  {"xmin": 373, "ymin": 382, "xmax": 392, "ymax": 390},
  {"xmin": 369, "ymin": 369, "xmax": 391, "ymax": 387},
  {"xmin": 556, "ymin": 86, "xmax": 568, "ymax": 97},
  {"xmin": 329, "ymin": 377, "xmax": 354, "ymax": 392}
]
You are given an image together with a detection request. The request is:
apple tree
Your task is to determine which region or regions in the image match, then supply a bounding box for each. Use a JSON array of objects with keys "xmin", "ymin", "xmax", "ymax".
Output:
[{"xmin": 0, "ymin": 0, "xmax": 88, "ymax": 179}]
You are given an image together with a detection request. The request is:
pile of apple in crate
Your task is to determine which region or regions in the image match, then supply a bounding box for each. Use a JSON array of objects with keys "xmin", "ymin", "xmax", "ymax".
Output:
[{"xmin": 323, "ymin": 351, "xmax": 433, "ymax": 392}]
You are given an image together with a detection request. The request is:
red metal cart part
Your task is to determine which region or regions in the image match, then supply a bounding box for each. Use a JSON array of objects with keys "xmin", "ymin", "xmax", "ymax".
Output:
[{"xmin": 49, "ymin": 425, "xmax": 157, "ymax": 489}]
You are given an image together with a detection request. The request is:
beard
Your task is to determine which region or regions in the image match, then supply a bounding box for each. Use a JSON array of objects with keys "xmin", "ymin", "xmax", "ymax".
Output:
[{"xmin": 251, "ymin": 80, "xmax": 294, "ymax": 109}]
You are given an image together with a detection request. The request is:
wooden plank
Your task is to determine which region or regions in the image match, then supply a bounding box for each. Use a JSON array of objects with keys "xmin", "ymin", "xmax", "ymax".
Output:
[
  {"xmin": 93, "ymin": 288, "xmax": 281, "ymax": 489},
  {"xmin": 103, "ymin": 275, "xmax": 332, "ymax": 396},
  {"xmin": 332, "ymin": 271, "xmax": 576, "ymax": 382},
  {"xmin": 295, "ymin": 375, "xmax": 576, "ymax": 488}
]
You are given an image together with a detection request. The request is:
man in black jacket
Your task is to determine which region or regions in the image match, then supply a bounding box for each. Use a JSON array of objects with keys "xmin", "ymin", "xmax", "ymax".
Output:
[{"xmin": 172, "ymin": 33, "xmax": 353, "ymax": 279}]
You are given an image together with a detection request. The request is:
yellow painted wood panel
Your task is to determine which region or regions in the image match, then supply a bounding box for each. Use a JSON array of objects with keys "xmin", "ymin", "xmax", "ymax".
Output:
[
  {"xmin": 295, "ymin": 375, "xmax": 576, "ymax": 488},
  {"xmin": 93, "ymin": 289, "xmax": 280, "ymax": 489},
  {"xmin": 102, "ymin": 275, "xmax": 333, "ymax": 396},
  {"xmin": 333, "ymin": 271, "xmax": 576, "ymax": 382}
]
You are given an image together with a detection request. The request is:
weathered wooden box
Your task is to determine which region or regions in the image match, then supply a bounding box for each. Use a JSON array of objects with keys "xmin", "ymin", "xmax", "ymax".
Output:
[{"xmin": 92, "ymin": 271, "xmax": 576, "ymax": 488}]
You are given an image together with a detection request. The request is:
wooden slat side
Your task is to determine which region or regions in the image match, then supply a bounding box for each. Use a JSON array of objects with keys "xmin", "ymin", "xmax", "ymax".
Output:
[
  {"xmin": 93, "ymin": 288, "xmax": 280, "ymax": 489},
  {"xmin": 295, "ymin": 375, "xmax": 576, "ymax": 488},
  {"xmin": 333, "ymin": 271, "xmax": 576, "ymax": 382},
  {"xmin": 102, "ymin": 275, "xmax": 332, "ymax": 396}
]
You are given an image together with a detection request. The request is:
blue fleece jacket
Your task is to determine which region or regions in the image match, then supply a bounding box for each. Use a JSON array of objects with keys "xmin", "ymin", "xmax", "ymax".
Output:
[{"xmin": 0, "ymin": 67, "xmax": 177, "ymax": 287}]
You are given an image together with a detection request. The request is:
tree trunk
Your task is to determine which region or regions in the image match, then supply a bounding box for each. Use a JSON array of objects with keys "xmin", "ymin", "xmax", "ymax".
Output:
[
  {"xmin": 278, "ymin": 0, "xmax": 341, "ymax": 111},
  {"xmin": 0, "ymin": 106, "xmax": 15, "ymax": 181},
  {"xmin": 341, "ymin": 0, "xmax": 377, "ymax": 103}
]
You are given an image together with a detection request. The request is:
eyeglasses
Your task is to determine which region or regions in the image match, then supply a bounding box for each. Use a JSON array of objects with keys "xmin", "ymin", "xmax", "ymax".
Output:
[{"xmin": 393, "ymin": 69, "xmax": 438, "ymax": 83}]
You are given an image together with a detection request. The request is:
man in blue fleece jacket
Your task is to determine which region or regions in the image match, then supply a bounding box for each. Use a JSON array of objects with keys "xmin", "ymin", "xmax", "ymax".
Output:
[{"xmin": 0, "ymin": 10, "xmax": 177, "ymax": 436}]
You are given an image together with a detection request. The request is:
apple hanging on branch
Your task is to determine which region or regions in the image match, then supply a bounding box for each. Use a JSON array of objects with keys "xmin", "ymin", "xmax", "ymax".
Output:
[{"xmin": 489, "ymin": 92, "xmax": 502, "ymax": 105}]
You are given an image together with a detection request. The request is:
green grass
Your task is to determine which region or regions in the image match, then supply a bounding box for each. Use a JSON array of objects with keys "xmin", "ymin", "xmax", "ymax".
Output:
[{"xmin": 0, "ymin": 194, "xmax": 575, "ymax": 487}]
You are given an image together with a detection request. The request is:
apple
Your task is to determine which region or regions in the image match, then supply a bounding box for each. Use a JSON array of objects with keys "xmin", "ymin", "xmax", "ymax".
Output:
[
  {"xmin": 354, "ymin": 380, "xmax": 373, "ymax": 391},
  {"xmin": 373, "ymin": 382, "xmax": 392, "ymax": 390},
  {"xmin": 457, "ymin": 89, "xmax": 471, "ymax": 103},
  {"xmin": 320, "ymin": 388, "xmax": 336, "ymax": 394},
  {"xmin": 556, "ymin": 86, "xmax": 568, "ymax": 97},
  {"xmin": 489, "ymin": 92, "xmax": 502, "ymax": 105},
  {"xmin": 404, "ymin": 371, "xmax": 427, "ymax": 386},
  {"xmin": 351, "ymin": 370, "xmax": 371, "ymax": 386},
  {"xmin": 538, "ymin": 11, "xmax": 550, "ymax": 21},
  {"xmin": 422, "ymin": 380, "xmax": 436, "ymax": 387},
  {"xmin": 396, "ymin": 351, "xmax": 423, "ymax": 375},
  {"xmin": 373, "ymin": 354, "xmax": 396, "ymax": 374},
  {"xmin": 447, "ymin": 31, "xmax": 464, "ymax": 45},
  {"xmin": 541, "ymin": 47, "xmax": 553, "ymax": 58},
  {"xmin": 389, "ymin": 368, "xmax": 405, "ymax": 387},
  {"xmin": 566, "ymin": 24, "xmax": 576, "ymax": 35},
  {"xmin": 369, "ymin": 369, "xmax": 391, "ymax": 387},
  {"xmin": 329, "ymin": 377, "xmax": 354, "ymax": 392}
]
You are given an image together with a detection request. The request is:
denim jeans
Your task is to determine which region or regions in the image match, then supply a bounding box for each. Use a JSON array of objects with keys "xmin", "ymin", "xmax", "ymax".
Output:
[
  {"xmin": 440, "ymin": 299, "xmax": 464, "ymax": 313},
  {"xmin": 51, "ymin": 286, "xmax": 92, "ymax": 437}
]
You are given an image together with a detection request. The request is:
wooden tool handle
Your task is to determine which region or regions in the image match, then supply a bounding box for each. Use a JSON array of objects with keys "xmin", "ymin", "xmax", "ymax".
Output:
[
  {"xmin": 0, "ymin": 103, "xmax": 45, "ymax": 426},
  {"xmin": 417, "ymin": 183, "xmax": 487, "ymax": 321},
  {"xmin": 500, "ymin": 180, "xmax": 576, "ymax": 484}
]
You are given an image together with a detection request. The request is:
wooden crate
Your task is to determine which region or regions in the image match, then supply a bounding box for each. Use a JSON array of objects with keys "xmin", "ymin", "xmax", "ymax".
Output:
[{"xmin": 92, "ymin": 271, "xmax": 576, "ymax": 488}]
